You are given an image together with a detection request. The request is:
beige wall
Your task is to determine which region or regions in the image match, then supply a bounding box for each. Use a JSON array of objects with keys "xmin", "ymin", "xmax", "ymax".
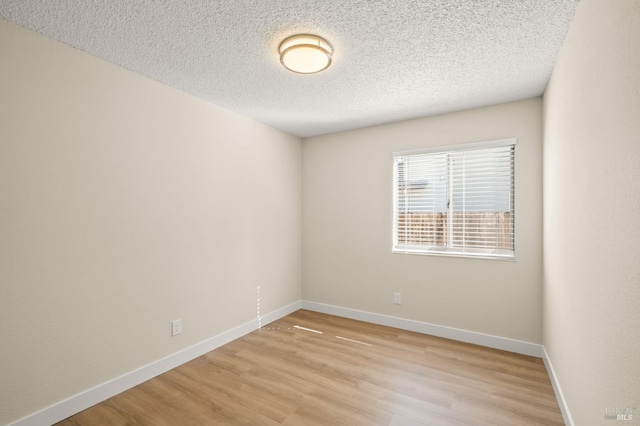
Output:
[
  {"xmin": 0, "ymin": 20, "xmax": 301, "ymax": 424},
  {"xmin": 303, "ymin": 98, "xmax": 543, "ymax": 343},
  {"xmin": 543, "ymin": 0, "xmax": 640, "ymax": 424}
]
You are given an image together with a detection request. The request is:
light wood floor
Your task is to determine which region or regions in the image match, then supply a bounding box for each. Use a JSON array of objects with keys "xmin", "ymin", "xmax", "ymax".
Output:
[{"xmin": 57, "ymin": 310, "xmax": 564, "ymax": 425}]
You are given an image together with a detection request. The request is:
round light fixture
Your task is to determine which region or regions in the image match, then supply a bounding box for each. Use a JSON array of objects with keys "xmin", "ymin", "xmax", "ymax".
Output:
[{"xmin": 279, "ymin": 34, "xmax": 333, "ymax": 74}]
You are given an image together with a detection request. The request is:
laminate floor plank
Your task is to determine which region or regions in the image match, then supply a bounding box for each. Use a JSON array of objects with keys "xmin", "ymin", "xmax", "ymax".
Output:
[{"xmin": 56, "ymin": 310, "xmax": 563, "ymax": 425}]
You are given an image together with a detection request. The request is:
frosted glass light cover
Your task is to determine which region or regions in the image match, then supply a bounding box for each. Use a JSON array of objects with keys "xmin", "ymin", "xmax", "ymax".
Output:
[{"xmin": 279, "ymin": 34, "xmax": 332, "ymax": 74}]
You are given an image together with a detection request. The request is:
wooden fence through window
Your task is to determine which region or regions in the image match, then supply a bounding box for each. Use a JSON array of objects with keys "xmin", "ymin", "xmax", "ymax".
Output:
[{"xmin": 397, "ymin": 212, "xmax": 513, "ymax": 249}]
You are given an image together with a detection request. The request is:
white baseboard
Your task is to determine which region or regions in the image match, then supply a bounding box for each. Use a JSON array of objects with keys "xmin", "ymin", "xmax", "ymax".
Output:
[
  {"xmin": 542, "ymin": 346, "xmax": 574, "ymax": 426},
  {"xmin": 11, "ymin": 300, "xmax": 572, "ymax": 426},
  {"xmin": 9, "ymin": 300, "xmax": 302, "ymax": 426},
  {"xmin": 301, "ymin": 300, "xmax": 544, "ymax": 358}
]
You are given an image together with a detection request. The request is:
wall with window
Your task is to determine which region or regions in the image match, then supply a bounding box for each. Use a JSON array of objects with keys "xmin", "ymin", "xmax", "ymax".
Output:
[
  {"xmin": 543, "ymin": 0, "xmax": 640, "ymax": 423},
  {"xmin": 302, "ymin": 98, "xmax": 543, "ymax": 343},
  {"xmin": 0, "ymin": 19, "xmax": 301, "ymax": 425}
]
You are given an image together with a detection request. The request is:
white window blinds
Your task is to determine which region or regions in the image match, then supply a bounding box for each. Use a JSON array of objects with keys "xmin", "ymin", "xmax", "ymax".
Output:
[{"xmin": 393, "ymin": 139, "xmax": 516, "ymax": 259}]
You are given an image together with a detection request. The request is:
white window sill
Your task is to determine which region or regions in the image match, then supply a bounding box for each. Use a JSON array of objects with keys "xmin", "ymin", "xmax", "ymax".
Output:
[{"xmin": 392, "ymin": 246, "xmax": 515, "ymax": 261}]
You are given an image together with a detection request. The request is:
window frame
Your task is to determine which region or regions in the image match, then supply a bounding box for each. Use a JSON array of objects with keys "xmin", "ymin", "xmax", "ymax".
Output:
[{"xmin": 392, "ymin": 138, "xmax": 517, "ymax": 260}]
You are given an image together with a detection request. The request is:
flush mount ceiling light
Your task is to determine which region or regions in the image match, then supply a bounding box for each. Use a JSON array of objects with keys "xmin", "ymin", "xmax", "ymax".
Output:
[{"xmin": 279, "ymin": 34, "xmax": 333, "ymax": 74}]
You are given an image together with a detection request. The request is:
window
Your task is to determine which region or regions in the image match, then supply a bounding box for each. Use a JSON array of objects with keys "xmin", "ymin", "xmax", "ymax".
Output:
[{"xmin": 393, "ymin": 139, "xmax": 516, "ymax": 259}]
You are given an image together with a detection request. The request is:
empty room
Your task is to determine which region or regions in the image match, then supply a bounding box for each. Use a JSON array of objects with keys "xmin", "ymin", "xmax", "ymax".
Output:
[{"xmin": 1, "ymin": 0, "xmax": 638, "ymax": 425}]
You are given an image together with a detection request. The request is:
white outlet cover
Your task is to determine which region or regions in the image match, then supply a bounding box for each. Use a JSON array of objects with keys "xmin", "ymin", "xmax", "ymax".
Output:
[{"xmin": 171, "ymin": 319, "xmax": 182, "ymax": 336}]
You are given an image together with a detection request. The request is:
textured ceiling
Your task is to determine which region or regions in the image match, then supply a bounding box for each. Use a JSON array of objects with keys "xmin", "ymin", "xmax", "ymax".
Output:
[{"xmin": 0, "ymin": 0, "xmax": 578, "ymax": 138}]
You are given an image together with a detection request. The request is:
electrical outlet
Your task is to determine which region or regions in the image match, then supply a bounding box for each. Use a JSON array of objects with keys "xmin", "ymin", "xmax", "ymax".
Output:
[
  {"xmin": 393, "ymin": 292, "xmax": 401, "ymax": 305},
  {"xmin": 171, "ymin": 319, "xmax": 182, "ymax": 336}
]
